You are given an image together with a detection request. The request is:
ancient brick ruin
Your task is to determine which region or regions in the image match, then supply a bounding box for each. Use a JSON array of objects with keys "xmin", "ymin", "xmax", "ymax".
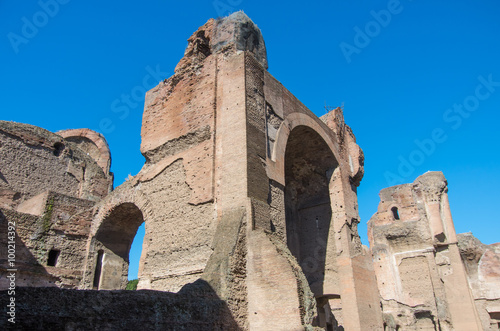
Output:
[
  {"xmin": 368, "ymin": 172, "xmax": 500, "ymax": 330},
  {"xmin": 1, "ymin": 12, "xmax": 499, "ymax": 330}
]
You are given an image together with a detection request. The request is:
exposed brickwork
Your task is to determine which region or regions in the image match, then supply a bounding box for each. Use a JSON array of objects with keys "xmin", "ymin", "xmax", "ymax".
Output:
[
  {"xmin": 0, "ymin": 283, "xmax": 239, "ymax": 330},
  {"xmin": 0, "ymin": 12, "xmax": 498, "ymax": 331},
  {"xmin": 368, "ymin": 172, "xmax": 488, "ymax": 330}
]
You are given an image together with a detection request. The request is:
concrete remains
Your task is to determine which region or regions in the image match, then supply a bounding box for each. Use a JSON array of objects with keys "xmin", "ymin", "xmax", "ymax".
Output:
[
  {"xmin": 458, "ymin": 233, "xmax": 500, "ymax": 330},
  {"xmin": 0, "ymin": 281, "xmax": 239, "ymax": 330},
  {"xmin": 1, "ymin": 12, "xmax": 498, "ymax": 331},
  {"xmin": 368, "ymin": 172, "xmax": 499, "ymax": 330}
]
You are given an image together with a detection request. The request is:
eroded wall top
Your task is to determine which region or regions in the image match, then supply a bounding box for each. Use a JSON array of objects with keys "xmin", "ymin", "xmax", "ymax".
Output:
[
  {"xmin": 57, "ymin": 128, "xmax": 112, "ymax": 178},
  {"xmin": 140, "ymin": 11, "xmax": 267, "ymax": 157},
  {"xmin": 0, "ymin": 121, "xmax": 113, "ymax": 208},
  {"xmin": 368, "ymin": 171, "xmax": 454, "ymax": 249}
]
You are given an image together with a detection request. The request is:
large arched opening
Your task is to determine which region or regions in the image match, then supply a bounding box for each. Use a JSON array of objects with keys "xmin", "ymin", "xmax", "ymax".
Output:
[
  {"xmin": 284, "ymin": 125, "xmax": 338, "ymax": 291},
  {"xmin": 92, "ymin": 203, "xmax": 144, "ymax": 290},
  {"xmin": 284, "ymin": 125, "xmax": 340, "ymax": 329}
]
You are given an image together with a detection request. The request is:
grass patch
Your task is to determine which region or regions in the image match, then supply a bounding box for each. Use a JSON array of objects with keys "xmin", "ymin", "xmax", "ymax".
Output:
[{"xmin": 126, "ymin": 279, "xmax": 138, "ymax": 290}]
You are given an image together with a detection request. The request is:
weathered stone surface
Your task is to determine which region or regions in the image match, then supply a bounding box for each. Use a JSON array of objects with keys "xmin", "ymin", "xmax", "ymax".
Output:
[
  {"xmin": 0, "ymin": 12, "xmax": 380, "ymax": 331},
  {"xmin": 212, "ymin": 11, "xmax": 267, "ymax": 69},
  {"xmin": 0, "ymin": 283, "xmax": 239, "ymax": 330},
  {"xmin": 0, "ymin": 122, "xmax": 111, "ymax": 289},
  {"xmin": 0, "ymin": 122, "xmax": 112, "ymax": 204},
  {"xmin": 369, "ymin": 172, "xmax": 485, "ymax": 330},
  {"xmin": 57, "ymin": 128, "xmax": 113, "ymax": 179},
  {"xmin": 458, "ymin": 233, "xmax": 500, "ymax": 330},
  {"xmin": 1, "ymin": 12, "xmax": 498, "ymax": 331}
]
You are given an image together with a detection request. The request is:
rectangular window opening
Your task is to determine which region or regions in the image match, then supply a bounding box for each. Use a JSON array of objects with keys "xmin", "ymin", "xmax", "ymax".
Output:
[{"xmin": 47, "ymin": 249, "xmax": 60, "ymax": 267}]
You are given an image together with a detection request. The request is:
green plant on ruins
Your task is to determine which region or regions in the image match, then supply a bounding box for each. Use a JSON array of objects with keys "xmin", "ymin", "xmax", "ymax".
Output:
[
  {"xmin": 41, "ymin": 196, "xmax": 55, "ymax": 233},
  {"xmin": 32, "ymin": 196, "xmax": 55, "ymax": 264},
  {"xmin": 126, "ymin": 279, "xmax": 138, "ymax": 290}
]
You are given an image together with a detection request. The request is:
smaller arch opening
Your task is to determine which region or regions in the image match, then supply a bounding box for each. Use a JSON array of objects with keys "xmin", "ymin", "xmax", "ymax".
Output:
[
  {"xmin": 92, "ymin": 203, "xmax": 144, "ymax": 290},
  {"xmin": 53, "ymin": 142, "xmax": 65, "ymax": 156},
  {"xmin": 391, "ymin": 207, "xmax": 400, "ymax": 220},
  {"xmin": 47, "ymin": 249, "xmax": 60, "ymax": 266}
]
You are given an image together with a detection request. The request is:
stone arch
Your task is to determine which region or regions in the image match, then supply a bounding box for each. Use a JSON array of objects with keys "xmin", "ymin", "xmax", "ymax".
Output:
[
  {"xmin": 89, "ymin": 186, "xmax": 151, "ymax": 237},
  {"xmin": 269, "ymin": 112, "xmax": 341, "ymax": 185},
  {"xmin": 57, "ymin": 128, "xmax": 112, "ymax": 175},
  {"xmin": 87, "ymin": 202, "xmax": 144, "ymax": 290},
  {"xmin": 80, "ymin": 179, "xmax": 162, "ymax": 290},
  {"xmin": 284, "ymin": 125, "xmax": 339, "ymax": 295},
  {"xmin": 80, "ymin": 184, "xmax": 154, "ymax": 290},
  {"xmin": 266, "ymin": 113, "xmax": 352, "ymax": 329}
]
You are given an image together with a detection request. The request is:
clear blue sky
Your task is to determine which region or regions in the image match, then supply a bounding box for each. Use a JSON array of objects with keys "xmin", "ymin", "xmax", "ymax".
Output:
[{"xmin": 2, "ymin": 1, "xmax": 499, "ymax": 280}]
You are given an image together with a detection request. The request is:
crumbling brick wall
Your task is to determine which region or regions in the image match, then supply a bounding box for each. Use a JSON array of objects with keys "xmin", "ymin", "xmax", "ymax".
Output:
[
  {"xmin": 0, "ymin": 282, "xmax": 239, "ymax": 330},
  {"xmin": 458, "ymin": 233, "xmax": 500, "ymax": 330},
  {"xmin": 368, "ymin": 172, "xmax": 484, "ymax": 330},
  {"xmin": 0, "ymin": 122, "xmax": 113, "ymax": 289}
]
